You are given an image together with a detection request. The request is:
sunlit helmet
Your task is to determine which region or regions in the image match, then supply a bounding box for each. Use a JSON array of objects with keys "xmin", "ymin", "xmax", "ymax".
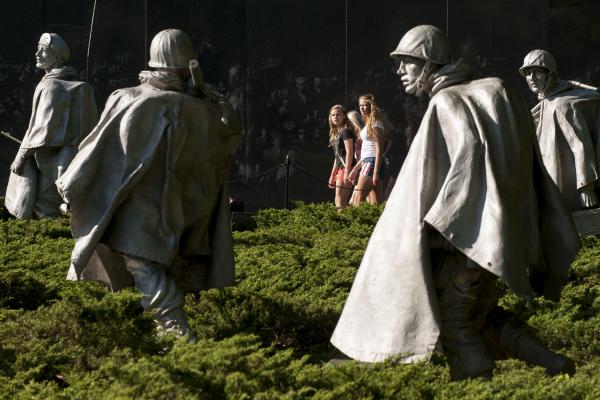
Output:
[
  {"xmin": 38, "ymin": 33, "xmax": 70, "ymax": 63},
  {"xmin": 519, "ymin": 49, "xmax": 558, "ymax": 77},
  {"xmin": 148, "ymin": 29, "xmax": 196, "ymax": 69},
  {"xmin": 390, "ymin": 25, "xmax": 451, "ymax": 65}
]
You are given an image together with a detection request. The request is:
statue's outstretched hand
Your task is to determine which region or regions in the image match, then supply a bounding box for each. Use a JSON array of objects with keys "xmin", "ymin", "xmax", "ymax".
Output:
[
  {"xmin": 10, "ymin": 148, "xmax": 33, "ymax": 174},
  {"xmin": 579, "ymin": 184, "xmax": 599, "ymax": 208}
]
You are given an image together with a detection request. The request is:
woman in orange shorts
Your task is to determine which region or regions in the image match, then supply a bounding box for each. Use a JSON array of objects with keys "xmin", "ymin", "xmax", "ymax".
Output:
[{"xmin": 327, "ymin": 104, "xmax": 355, "ymax": 209}]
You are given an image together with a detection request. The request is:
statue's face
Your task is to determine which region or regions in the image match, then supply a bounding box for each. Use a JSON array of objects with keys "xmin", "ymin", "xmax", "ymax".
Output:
[
  {"xmin": 396, "ymin": 55, "xmax": 426, "ymax": 95},
  {"xmin": 35, "ymin": 44, "xmax": 59, "ymax": 71},
  {"xmin": 524, "ymin": 67, "xmax": 550, "ymax": 94}
]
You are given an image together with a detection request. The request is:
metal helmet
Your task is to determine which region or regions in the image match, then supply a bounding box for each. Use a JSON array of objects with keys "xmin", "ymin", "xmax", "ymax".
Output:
[
  {"xmin": 390, "ymin": 25, "xmax": 451, "ymax": 65},
  {"xmin": 38, "ymin": 33, "xmax": 70, "ymax": 62},
  {"xmin": 148, "ymin": 29, "xmax": 196, "ymax": 69},
  {"xmin": 519, "ymin": 49, "xmax": 558, "ymax": 77}
]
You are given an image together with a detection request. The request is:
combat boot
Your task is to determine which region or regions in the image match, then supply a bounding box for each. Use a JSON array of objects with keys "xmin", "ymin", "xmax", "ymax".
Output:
[
  {"xmin": 499, "ymin": 318, "xmax": 575, "ymax": 376},
  {"xmin": 155, "ymin": 307, "xmax": 197, "ymax": 342}
]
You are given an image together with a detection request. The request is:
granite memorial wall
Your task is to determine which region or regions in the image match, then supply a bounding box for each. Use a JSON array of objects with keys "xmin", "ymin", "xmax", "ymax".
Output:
[{"xmin": 1, "ymin": 0, "xmax": 599, "ymax": 210}]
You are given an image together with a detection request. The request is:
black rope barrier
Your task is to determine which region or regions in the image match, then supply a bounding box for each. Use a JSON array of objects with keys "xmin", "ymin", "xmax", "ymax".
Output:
[
  {"xmin": 228, "ymin": 160, "xmax": 287, "ymax": 184},
  {"xmin": 290, "ymin": 161, "xmax": 371, "ymax": 192},
  {"xmin": 228, "ymin": 159, "xmax": 371, "ymax": 192}
]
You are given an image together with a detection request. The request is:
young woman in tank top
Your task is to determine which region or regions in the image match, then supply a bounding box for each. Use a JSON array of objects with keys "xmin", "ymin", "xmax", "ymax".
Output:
[
  {"xmin": 351, "ymin": 94, "xmax": 385, "ymax": 205},
  {"xmin": 327, "ymin": 104, "xmax": 355, "ymax": 209}
]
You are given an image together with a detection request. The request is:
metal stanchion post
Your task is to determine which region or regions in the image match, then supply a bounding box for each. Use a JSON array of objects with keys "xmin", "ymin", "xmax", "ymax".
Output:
[{"xmin": 285, "ymin": 154, "xmax": 290, "ymax": 209}]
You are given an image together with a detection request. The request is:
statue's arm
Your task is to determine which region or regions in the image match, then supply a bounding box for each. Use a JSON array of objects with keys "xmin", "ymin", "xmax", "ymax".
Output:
[
  {"xmin": 25, "ymin": 83, "xmax": 71, "ymax": 149},
  {"xmin": 555, "ymin": 102, "xmax": 598, "ymax": 189},
  {"xmin": 9, "ymin": 147, "xmax": 35, "ymax": 174}
]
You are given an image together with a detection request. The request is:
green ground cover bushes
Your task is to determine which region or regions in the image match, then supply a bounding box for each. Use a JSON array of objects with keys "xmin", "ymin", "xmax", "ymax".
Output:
[{"xmin": 0, "ymin": 203, "xmax": 599, "ymax": 399}]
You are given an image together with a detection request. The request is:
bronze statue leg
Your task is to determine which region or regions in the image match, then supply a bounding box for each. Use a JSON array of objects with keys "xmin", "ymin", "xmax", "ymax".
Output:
[{"xmin": 433, "ymin": 251, "xmax": 496, "ymax": 380}]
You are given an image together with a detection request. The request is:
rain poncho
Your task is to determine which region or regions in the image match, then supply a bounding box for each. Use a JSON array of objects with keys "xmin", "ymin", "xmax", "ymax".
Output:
[
  {"xmin": 4, "ymin": 66, "xmax": 97, "ymax": 218},
  {"xmin": 56, "ymin": 73, "xmax": 240, "ymax": 291},
  {"xmin": 331, "ymin": 61, "xmax": 580, "ymax": 363},
  {"xmin": 532, "ymin": 80, "xmax": 600, "ymax": 211}
]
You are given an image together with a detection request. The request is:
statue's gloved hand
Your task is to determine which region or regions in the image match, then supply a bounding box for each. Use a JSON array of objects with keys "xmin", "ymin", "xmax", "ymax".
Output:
[
  {"xmin": 10, "ymin": 148, "xmax": 34, "ymax": 174},
  {"xmin": 579, "ymin": 183, "xmax": 599, "ymax": 208},
  {"xmin": 59, "ymin": 203, "xmax": 70, "ymax": 215}
]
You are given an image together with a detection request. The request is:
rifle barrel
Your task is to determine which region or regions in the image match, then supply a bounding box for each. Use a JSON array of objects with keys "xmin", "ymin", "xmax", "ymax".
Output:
[{"xmin": 0, "ymin": 131, "xmax": 22, "ymax": 144}]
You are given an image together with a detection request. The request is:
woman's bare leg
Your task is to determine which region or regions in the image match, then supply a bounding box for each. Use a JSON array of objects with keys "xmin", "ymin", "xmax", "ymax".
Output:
[
  {"xmin": 335, "ymin": 178, "xmax": 352, "ymax": 208},
  {"xmin": 368, "ymin": 184, "xmax": 384, "ymax": 204},
  {"xmin": 353, "ymin": 175, "xmax": 373, "ymax": 206}
]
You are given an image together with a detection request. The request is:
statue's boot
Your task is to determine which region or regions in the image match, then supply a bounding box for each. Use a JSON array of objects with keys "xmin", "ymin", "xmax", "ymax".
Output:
[
  {"xmin": 122, "ymin": 253, "xmax": 197, "ymax": 342},
  {"xmin": 155, "ymin": 307, "xmax": 197, "ymax": 342},
  {"xmin": 499, "ymin": 317, "xmax": 575, "ymax": 376}
]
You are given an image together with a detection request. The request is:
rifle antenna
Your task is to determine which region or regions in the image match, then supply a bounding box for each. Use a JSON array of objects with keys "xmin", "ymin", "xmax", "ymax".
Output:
[{"xmin": 86, "ymin": 0, "xmax": 98, "ymax": 82}]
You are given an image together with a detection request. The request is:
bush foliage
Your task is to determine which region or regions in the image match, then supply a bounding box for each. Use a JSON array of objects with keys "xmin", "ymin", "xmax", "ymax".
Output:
[{"xmin": 0, "ymin": 202, "xmax": 599, "ymax": 399}]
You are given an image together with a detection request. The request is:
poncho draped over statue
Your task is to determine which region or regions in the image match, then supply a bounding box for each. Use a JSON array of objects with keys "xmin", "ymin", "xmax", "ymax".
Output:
[
  {"xmin": 4, "ymin": 66, "xmax": 98, "ymax": 218},
  {"xmin": 532, "ymin": 81, "xmax": 600, "ymax": 212},
  {"xmin": 56, "ymin": 78, "xmax": 240, "ymax": 292},
  {"xmin": 330, "ymin": 61, "xmax": 580, "ymax": 363}
]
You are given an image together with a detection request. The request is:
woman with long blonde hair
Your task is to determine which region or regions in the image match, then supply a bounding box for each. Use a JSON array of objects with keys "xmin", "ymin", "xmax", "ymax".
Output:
[
  {"xmin": 352, "ymin": 94, "xmax": 385, "ymax": 205},
  {"xmin": 327, "ymin": 104, "xmax": 355, "ymax": 209}
]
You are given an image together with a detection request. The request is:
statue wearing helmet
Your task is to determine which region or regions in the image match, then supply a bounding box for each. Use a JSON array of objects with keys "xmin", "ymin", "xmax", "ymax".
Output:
[
  {"xmin": 56, "ymin": 29, "xmax": 241, "ymax": 339},
  {"xmin": 5, "ymin": 33, "xmax": 98, "ymax": 219},
  {"xmin": 332, "ymin": 25, "xmax": 579, "ymax": 380},
  {"xmin": 389, "ymin": 25, "xmax": 451, "ymax": 95},
  {"xmin": 520, "ymin": 49, "xmax": 600, "ymax": 212},
  {"xmin": 519, "ymin": 49, "xmax": 558, "ymax": 99},
  {"xmin": 148, "ymin": 28, "xmax": 195, "ymax": 69}
]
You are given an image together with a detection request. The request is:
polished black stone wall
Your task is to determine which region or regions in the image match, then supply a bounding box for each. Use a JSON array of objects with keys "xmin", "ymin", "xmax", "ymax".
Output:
[{"xmin": 1, "ymin": 0, "xmax": 599, "ymax": 210}]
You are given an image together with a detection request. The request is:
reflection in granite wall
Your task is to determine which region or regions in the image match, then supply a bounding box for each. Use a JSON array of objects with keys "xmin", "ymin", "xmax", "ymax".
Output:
[
  {"xmin": 549, "ymin": 0, "xmax": 600, "ymax": 87},
  {"xmin": 448, "ymin": 0, "xmax": 549, "ymax": 106},
  {"xmin": 238, "ymin": 0, "xmax": 347, "ymax": 209},
  {"xmin": 347, "ymin": 0, "xmax": 445, "ymax": 178},
  {"xmin": 1, "ymin": 0, "xmax": 599, "ymax": 211}
]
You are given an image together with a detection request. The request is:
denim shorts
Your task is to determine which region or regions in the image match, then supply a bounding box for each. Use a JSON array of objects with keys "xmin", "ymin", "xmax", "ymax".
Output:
[{"xmin": 360, "ymin": 156, "xmax": 390, "ymax": 178}]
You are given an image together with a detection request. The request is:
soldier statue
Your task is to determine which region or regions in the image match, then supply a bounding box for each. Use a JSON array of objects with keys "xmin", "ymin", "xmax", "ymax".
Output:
[
  {"xmin": 56, "ymin": 29, "xmax": 241, "ymax": 338},
  {"xmin": 520, "ymin": 49, "xmax": 600, "ymax": 212},
  {"xmin": 331, "ymin": 25, "xmax": 579, "ymax": 380},
  {"xmin": 5, "ymin": 33, "xmax": 97, "ymax": 219}
]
